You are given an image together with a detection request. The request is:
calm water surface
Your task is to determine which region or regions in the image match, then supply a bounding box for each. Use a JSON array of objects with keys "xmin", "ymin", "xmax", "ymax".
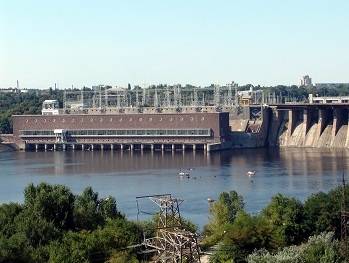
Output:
[{"xmin": 0, "ymin": 148, "xmax": 347, "ymax": 230}]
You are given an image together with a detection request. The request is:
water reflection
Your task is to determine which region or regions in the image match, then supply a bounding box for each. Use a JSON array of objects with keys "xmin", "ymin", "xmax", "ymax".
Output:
[{"xmin": 1, "ymin": 148, "xmax": 348, "ymax": 230}]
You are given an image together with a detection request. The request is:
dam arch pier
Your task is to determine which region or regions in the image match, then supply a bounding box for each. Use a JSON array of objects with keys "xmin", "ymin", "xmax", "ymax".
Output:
[{"xmin": 271, "ymin": 104, "xmax": 349, "ymax": 148}]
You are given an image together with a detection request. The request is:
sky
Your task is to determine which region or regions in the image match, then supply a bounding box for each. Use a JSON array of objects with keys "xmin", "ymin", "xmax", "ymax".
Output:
[{"xmin": 1, "ymin": 1, "xmax": 349, "ymax": 89}]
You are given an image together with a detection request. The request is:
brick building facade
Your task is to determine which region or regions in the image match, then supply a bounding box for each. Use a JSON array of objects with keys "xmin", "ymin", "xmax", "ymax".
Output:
[{"xmin": 12, "ymin": 112, "xmax": 231, "ymax": 151}]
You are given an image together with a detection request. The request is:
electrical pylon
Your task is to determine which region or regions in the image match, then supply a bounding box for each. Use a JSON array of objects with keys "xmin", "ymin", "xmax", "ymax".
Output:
[
  {"xmin": 137, "ymin": 194, "xmax": 201, "ymax": 263},
  {"xmin": 341, "ymin": 169, "xmax": 349, "ymax": 262}
]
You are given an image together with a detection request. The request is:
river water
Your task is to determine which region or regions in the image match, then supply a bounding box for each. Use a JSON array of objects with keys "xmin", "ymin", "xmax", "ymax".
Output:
[{"xmin": 0, "ymin": 148, "xmax": 347, "ymax": 231}]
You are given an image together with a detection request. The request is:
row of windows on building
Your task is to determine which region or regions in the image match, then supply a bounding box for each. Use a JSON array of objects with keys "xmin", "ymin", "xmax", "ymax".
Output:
[
  {"xmin": 24, "ymin": 116, "xmax": 206, "ymax": 123},
  {"xmin": 20, "ymin": 129, "xmax": 212, "ymax": 136}
]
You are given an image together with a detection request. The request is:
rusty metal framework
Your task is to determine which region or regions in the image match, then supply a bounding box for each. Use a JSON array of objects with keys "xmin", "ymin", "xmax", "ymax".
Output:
[
  {"xmin": 136, "ymin": 194, "xmax": 201, "ymax": 263},
  {"xmin": 340, "ymin": 147, "xmax": 349, "ymax": 262},
  {"xmin": 341, "ymin": 172, "xmax": 349, "ymax": 262},
  {"xmin": 342, "ymin": 178, "xmax": 348, "ymax": 239}
]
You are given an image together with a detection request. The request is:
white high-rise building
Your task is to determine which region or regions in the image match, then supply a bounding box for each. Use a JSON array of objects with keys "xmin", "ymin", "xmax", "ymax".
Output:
[{"xmin": 298, "ymin": 75, "xmax": 312, "ymax": 86}]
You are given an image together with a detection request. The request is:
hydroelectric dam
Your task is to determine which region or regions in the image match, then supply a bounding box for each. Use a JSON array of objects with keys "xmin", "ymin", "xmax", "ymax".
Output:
[
  {"xmin": 7, "ymin": 101, "xmax": 349, "ymax": 152},
  {"xmin": 268, "ymin": 103, "xmax": 349, "ymax": 148},
  {"xmin": 4, "ymin": 84, "xmax": 349, "ymax": 151}
]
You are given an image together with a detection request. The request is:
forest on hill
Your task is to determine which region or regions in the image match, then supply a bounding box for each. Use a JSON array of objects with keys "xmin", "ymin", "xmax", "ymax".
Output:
[{"xmin": 1, "ymin": 181, "xmax": 348, "ymax": 262}]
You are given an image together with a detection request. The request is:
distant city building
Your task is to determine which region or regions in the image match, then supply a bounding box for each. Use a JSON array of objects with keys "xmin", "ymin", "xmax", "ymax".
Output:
[{"xmin": 298, "ymin": 75, "xmax": 312, "ymax": 87}]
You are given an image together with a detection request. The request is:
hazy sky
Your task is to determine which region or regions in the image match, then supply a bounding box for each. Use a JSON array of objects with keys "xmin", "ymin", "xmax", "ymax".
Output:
[{"xmin": 1, "ymin": 1, "xmax": 348, "ymax": 89}]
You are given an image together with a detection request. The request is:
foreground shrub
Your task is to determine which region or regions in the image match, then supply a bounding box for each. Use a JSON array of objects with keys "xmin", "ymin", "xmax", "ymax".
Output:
[{"xmin": 247, "ymin": 231, "xmax": 342, "ymax": 263}]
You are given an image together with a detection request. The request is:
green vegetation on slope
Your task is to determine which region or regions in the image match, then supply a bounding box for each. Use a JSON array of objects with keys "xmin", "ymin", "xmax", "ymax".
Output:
[
  {"xmin": 1, "ymin": 182, "xmax": 349, "ymax": 262},
  {"xmin": 201, "ymin": 186, "xmax": 348, "ymax": 262},
  {"xmin": 0, "ymin": 89, "xmax": 63, "ymax": 134}
]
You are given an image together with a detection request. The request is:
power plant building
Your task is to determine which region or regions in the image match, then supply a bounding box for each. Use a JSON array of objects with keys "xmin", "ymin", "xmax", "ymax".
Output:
[{"xmin": 12, "ymin": 108, "xmax": 231, "ymax": 152}]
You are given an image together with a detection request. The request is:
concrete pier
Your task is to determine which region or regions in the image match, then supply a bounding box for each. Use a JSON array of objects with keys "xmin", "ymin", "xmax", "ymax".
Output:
[{"xmin": 271, "ymin": 104, "xmax": 349, "ymax": 148}]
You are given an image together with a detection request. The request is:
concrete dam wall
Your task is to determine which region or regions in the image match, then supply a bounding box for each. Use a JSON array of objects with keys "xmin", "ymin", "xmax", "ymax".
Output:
[
  {"xmin": 229, "ymin": 106, "xmax": 270, "ymax": 148},
  {"xmin": 5, "ymin": 104, "xmax": 349, "ymax": 151},
  {"xmin": 271, "ymin": 105, "xmax": 349, "ymax": 148}
]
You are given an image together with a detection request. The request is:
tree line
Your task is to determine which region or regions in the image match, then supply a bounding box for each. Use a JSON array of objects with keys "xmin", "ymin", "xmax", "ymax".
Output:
[
  {"xmin": 1, "ymin": 182, "xmax": 349, "ymax": 262},
  {"xmin": 0, "ymin": 89, "xmax": 63, "ymax": 134},
  {"xmin": 202, "ymin": 186, "xmax": 349, "ymax": 262}
]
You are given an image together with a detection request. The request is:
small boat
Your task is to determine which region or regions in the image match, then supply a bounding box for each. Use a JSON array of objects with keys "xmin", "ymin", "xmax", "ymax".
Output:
[
  {"xmin": 179, "ymin": 172, "xmax": 190, "ymax": 178},
  {"xmin": 207, "ymin": 197, "xmax": 214, "ymax": 202},
  {"xmin": 246, "ymin": 170, "xmax": 256, "ymax": 175}
]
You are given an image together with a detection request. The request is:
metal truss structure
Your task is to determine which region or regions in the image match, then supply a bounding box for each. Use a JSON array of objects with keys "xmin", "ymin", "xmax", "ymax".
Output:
[
  {"xmin": 63, "ymin": 82, "xmax": 249, "ymax": 113},
  {"xmin": 341, "ymin": 172, "xmax": 349, "ymax": 262},
  {"xmin": 136, "ymin": 194, "xmax": 201, "ymax": 263}
]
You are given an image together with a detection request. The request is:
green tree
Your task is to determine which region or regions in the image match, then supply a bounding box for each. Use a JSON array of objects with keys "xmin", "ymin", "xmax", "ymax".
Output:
[
  {"xmin": 24, "ymin": 182, "xmax": 75, "ymax": 231},
  {"xmin": 303, "ymin": 232, "xmax": 342, "ymax": 263},
  {"xmin": 303, "ymin": 186, "xmax": 344, "ymax": 239},
  {"xmin": 0, "ymin": 116, "xmax": 11, "ymax": 133},
  {"xmin": 0, "ymin": 202, "xmax": 23, "ymax": 237},
  {"xmin": 48, "ymin": 218, "xmax": 140, "ymax": 263},
  {"xmin": 107, "ymin": 251, "xmax": 139, "ymax": 263},
  {"xmin": 0, "ymin": 233, "xmax": 30, "ymax": 263},
  {"xmin": 99, "ymin": 196, "xmax": 122, "ymax": 220},
  {"xmin": 212, "ymin": 212, "xmax": 275, "ymax": 262},
  {"xmin": 73, "ymin": 187, "xmax": 103, "ymax": 230},
  {"xmin": 208, "ymin": 190, "xmax": 244, "ymax": 231},
  {"xmin": 15, "ymin": 209, "xmax": 60, "ymax": 247},
  {"xmin": 0, "ymin": 183, "xmax": 140, "ymax": 263},
  {"xmin": 0, "ymin": 89, "xmax": 64, "ymax": 133},
  {"xmin": 73, "ymin": 187, "xmax": 121, "ymax": 231},
  {"xmin": 201, "ymin": 190, "xmax": 244, "ymax": 249},
  {"xmin": 247, "ymin": 232, "xmax": 342, "ymax": 263},
  {"xmin": 9, "ymin": 182, "xmax": 77, "ymax": 261},
  {"xmin": 260, "ymin": 194, "xmax": 304, "ymax": 247},
  {"xmin": 303, "ymin": 191, "xmax": 333, "ymax": 236}
]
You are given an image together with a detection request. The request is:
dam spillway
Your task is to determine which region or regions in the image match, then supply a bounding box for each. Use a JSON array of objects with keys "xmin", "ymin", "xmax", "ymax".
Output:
[{"xmin": 269, "ymin": 104, "xmax": 349, "ymax": 148}]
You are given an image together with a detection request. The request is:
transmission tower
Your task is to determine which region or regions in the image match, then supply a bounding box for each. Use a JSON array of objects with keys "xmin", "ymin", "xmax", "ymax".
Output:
[
  {"xmin": 154, "ymin": 90, "xmax": 159, "ymax": 108},
  {"xmin": 234, "ymin": 83, "xmax": 238, "ymax": 106},
  {"xmin": 63, "ymin": 89, "xmax": 67, "ymax": 111},
  {"xmin": 173, "ymin": 84, "xmax": 182, "ymax": 109},
  {"xmin": 137, "ymin": 194, "xmax": 201, "ymax": 263},
  {"xmin": 226, "ymin": 81, "xmax": 234, "ymax": 106},
  {"xmin": 341, "ymin": 164, "xmax": 349, "ymax": 261},
  {"xmin": 193, "ymin": 89, "xmax": 198, "ymax": 107},
  {"xmin": 165, "ymin": 87, "xmax": 171, "ymax": 107},
  {"xmin": 136, "ymin": 90, "xmax": 140, "ymax": 107},
  {"xmin": 214, "ymin": 85, "xmax": 220, "ymax": 106}
]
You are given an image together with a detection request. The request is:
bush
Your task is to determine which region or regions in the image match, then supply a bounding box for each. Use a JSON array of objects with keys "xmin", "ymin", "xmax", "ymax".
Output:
[{"xmin": 247, "ymin": 232, "xmax": 342, "ymax": 263}]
